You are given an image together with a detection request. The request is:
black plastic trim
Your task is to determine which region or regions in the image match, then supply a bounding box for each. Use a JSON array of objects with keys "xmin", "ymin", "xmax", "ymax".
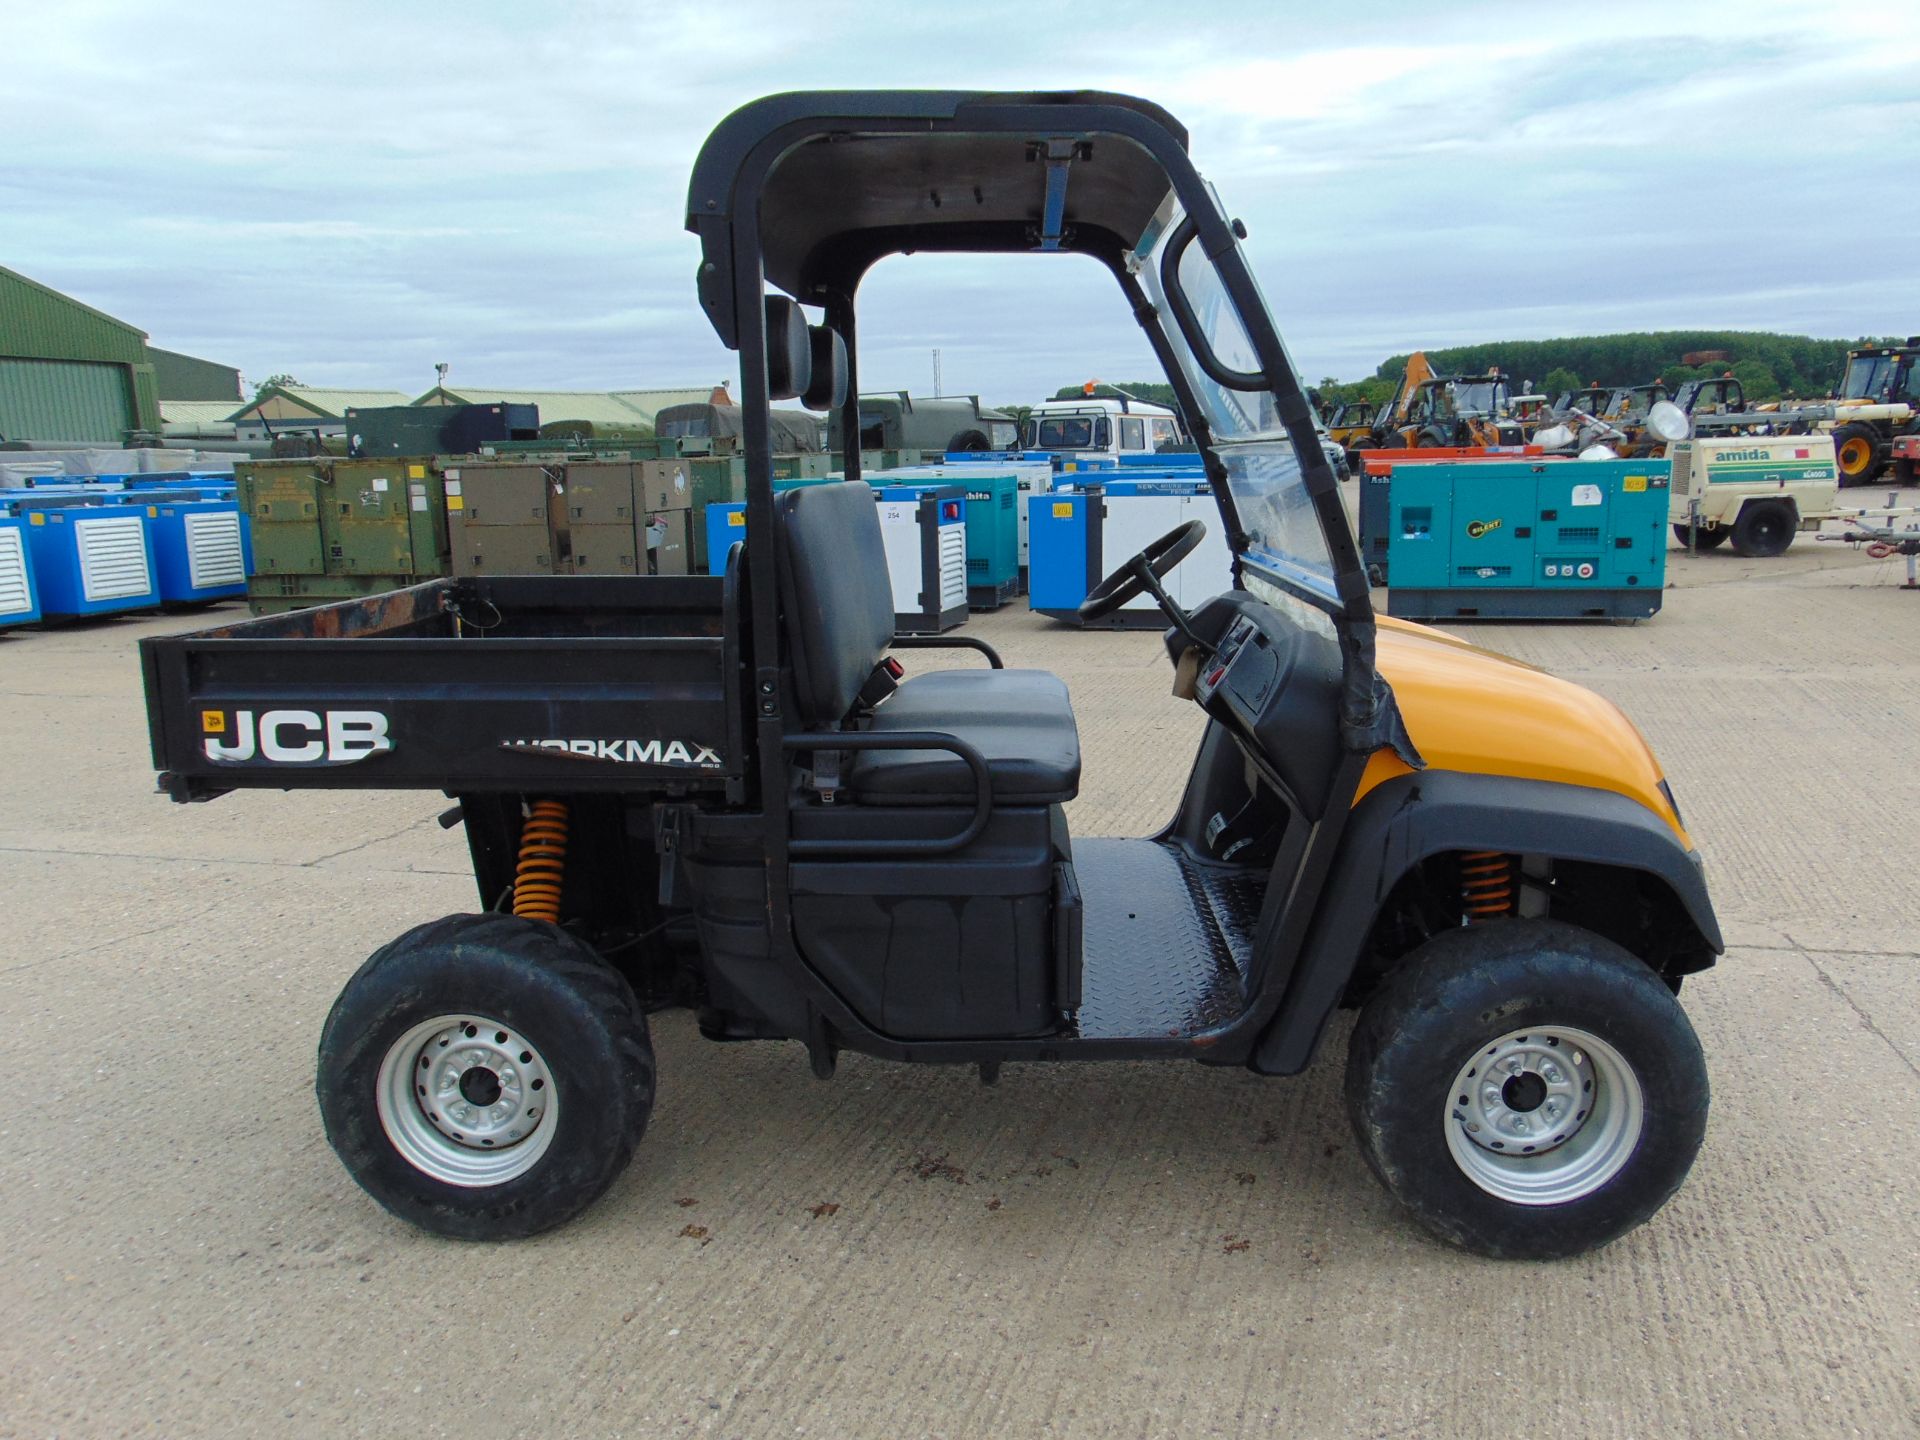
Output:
[{"xmin": 1253, "ymin": 771, "xmax": 1724, "ymax": 1075}]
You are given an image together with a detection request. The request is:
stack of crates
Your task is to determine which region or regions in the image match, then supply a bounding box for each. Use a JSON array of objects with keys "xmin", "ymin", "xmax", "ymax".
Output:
[
  {"xmin": 445, "ymin": 457, "xmax": 730, "ymax": 581},
  {"xmin": 446, "ymin": 464, "xmax": 557, "ymax": 577},
  {"xmin": 560, "ymin": 462, "xmax": 645, "ymax": 574},
  {"xmin": 239, "ymin": 458, "xmax": 450, "ymax": 614}
]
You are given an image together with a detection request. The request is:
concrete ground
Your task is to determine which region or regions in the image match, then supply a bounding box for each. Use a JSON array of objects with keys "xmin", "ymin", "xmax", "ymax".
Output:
[{"xmin": 1, "ymin": 510, "xmax": 1916, "ymax": 1438}]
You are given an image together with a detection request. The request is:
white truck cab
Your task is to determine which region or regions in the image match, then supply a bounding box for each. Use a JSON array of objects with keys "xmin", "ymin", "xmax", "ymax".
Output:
[{"xmin": 1022, "ymin": 396, "xmax": 1182, "ymax": 462}]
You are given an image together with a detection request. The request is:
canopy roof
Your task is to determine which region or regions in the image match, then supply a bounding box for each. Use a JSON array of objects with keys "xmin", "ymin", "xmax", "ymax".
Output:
[{"xmin": 687, "ymin": 90, "xmax": 1189, "ymax": 335}]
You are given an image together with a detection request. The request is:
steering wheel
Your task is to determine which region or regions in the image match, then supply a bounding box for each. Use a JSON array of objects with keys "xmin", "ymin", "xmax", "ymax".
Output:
[{"xmin": 1078, "ymin": 519, "xmax": 1206, "ymax": 622}]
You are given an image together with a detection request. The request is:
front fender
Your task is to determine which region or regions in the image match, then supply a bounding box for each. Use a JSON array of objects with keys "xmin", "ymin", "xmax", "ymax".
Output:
[{"xmin": 1253, "ymin": 771, "xmax": 1721, "ymax": 1075}]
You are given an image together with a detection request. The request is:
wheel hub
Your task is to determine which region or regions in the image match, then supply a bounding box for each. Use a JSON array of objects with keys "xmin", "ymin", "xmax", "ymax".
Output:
[
  {"xmin": 1443, "ymin": 1025, "xmax": 1645, "ymax": 1206},
  {"xmin": 1456, "ymin": 1034, "xmax": 1587, "ymax": 1155},
  {"xmin": 374, "ymin": 1014, "xmax": 558, "ymax": 1187}
]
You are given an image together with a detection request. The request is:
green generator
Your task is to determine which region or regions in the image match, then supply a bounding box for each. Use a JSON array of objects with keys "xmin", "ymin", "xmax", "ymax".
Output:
[
  {"xmin": 1385, "ymin": 459, "xmax": 1670, "ymax": 621},
  {"xmin": 238, "ymin": 457, "xmax": 452, "ymax": 613}
]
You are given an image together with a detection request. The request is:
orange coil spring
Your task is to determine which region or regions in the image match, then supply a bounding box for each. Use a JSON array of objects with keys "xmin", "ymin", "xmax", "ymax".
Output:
[
  {"xmin": 1460, "ymin": 851, "xmax": 1516, "ymax": 923},
  {"xmin": 512, "ymin": 800, "xmax": 570, "ymax": 923}
]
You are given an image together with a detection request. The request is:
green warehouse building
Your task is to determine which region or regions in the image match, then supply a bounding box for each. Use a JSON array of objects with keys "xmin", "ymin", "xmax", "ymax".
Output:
[{"xmin": 0, "ymin": 265, "xmax": 236, "ymax": 445}]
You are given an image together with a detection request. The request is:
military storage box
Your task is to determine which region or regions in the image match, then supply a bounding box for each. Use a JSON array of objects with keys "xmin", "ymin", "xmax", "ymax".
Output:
[
  {"xmin": 239, "ymin": 457, "xmax": 451, "ymax": 612},
  {"xmin": 446, "ymin": 464, "xmax": 556, "ymax": 578},
  {"xmin": 559, "ymin": 462, "xmax": 639, "ymax": 576},
  {"xmin": 1383, "ymin": 458, "xmax": 1669, "ymax": 621}
]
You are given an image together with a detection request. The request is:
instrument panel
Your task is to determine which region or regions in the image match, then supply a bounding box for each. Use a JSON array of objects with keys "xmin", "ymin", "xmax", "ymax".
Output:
[{"xmin": 1194, "ymin": 614, "xmax": 1281, "ymax": 723}]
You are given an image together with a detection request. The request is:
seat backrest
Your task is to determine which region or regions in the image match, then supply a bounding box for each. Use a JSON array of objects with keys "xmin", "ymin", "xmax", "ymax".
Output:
[{"xmin": 777, "ymin": 480, "xmax": 893, "ymax": 725}]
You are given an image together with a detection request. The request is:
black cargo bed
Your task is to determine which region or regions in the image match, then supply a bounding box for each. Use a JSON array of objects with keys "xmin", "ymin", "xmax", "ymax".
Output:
[{"xmin": 140, "ymin": 576, "xmax": 745, "ymax": 802}]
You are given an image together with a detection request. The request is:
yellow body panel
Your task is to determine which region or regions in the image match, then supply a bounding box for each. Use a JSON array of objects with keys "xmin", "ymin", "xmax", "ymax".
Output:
[{"xmin": 1356, "ymin": 617, "xmax": 1690, "ymax": 846}]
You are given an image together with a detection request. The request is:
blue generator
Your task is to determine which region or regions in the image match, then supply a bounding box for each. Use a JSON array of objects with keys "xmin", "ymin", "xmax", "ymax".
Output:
[
  {"xmin": 136, "ymin": 497, "xmax": 253, "ymax": 605},
  {"xmin": 1385, "ymin": 459, "xmax": 1670, "ymax": 621},
  {"xmin": 0, "ymin": 515, "xmax": 42, "ymax": 629},
  {"xmin": 1027, "ymin": 477, "xmax": 1234, "ymax": 628},
  {"xmin": 14, "ymin": 503, "xmax": 160, "ymax": 618}
]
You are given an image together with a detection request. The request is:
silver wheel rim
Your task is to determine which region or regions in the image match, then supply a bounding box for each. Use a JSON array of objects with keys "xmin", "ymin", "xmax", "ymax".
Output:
[
  {"xmin": 374, "ymin": 1014, "xmax": 558, "ymax": 1187},
  {"xmin": 1443, "ymin": 1025, "xmax": 1644, "ymax": 1206}
]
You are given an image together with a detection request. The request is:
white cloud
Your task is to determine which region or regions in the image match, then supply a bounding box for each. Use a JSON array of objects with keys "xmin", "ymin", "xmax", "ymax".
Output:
[{"xmin": 2, "ymin": 0, "xmax": 1913, "ymax": 400}]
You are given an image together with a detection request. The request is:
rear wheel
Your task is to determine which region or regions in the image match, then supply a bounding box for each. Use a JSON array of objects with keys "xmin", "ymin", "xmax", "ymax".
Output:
[
  {"xmin": 1672, "ymin": 523, "xmax": 1731, "ymax": 550},
  {"xmin": 1731, "ymin": 499, "xmax": 1795, "ymax": 557},
  {"xmin": 317, "ymin": 912, "xmax": 655, "ymax": 1240},
  {"xmin": 1344, "ymin": 919, "xmax": 1707, "ymax": 1260},
  {"xmin": 1832, "ymin": 422, "xmax": 1884, "ymax": 486}
]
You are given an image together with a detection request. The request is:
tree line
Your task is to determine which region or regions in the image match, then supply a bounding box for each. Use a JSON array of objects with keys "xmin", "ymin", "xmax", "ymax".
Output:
[{"xmin": 1315, "ymin": 330, "xmax": 1898, "ymax": 409}]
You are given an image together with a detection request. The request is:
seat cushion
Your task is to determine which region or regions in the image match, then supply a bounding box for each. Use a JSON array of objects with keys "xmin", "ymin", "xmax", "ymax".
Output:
[{"xmin": 850, "ymin": 669, "xmax": 1081, "ymax": 804}]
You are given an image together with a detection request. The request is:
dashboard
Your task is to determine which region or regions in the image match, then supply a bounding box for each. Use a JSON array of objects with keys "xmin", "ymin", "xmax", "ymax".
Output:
[
  {"xmin": 1195, "ymin": 613, "xmax": 1283, "ymax": 724},
  {"xmin": 1185, "ymin": 598, "xmax": 1344, "ymax": 818}
]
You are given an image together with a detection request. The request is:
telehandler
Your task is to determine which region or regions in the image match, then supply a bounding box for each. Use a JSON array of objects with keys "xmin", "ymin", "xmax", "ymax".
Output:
[{"xmin": 140, "ymin": 91, "xmax": 1719, "ymax": 1259}]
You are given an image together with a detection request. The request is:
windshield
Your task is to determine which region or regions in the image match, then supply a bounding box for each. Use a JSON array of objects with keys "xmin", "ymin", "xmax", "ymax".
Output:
[
  {"xmin": 1842, "ymin": 355, "xmax": 1892, "ymax": 401},
  {"xmin": 1452, "ymin": 381, "xmax": 1503, "ymax": 414},
  {"xmin": 1134, "ymin": 190, "xmax": 1335, "ymax": 602},
  {"xmin": 1034, "ymin": 416, "xmax": 1099, "ymax": 449}
]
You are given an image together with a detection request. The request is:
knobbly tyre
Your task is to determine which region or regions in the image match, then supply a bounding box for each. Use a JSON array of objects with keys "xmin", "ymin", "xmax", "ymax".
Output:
[{"xmin": 140, "ymin": 91, "xmax": 1719, "ymax": 1259}]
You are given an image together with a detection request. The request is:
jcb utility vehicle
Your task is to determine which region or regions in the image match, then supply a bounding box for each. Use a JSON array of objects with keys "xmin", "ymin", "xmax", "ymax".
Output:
[{"xmin": 140, "ymin": 91, "xmax": 1720, "ymax": 1260}]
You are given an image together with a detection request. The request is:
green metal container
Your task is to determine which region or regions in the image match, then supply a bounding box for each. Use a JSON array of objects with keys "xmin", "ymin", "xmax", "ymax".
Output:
[
  {"xmin": 245, "ymin": 572, "xmax": 425, "ymax": 615},
  {"xmin": 238, "ymin": 461, "xmax": 328, "ymax": 576},
  {"xmin": 320, "ymin": 459, "xmax": 450, "ymax": 578}
]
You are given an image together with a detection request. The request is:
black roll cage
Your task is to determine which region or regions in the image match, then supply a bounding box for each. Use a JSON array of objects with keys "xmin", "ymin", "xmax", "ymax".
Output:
[{"xmin": 679, "ymin": 91, "xmax": 1419, "ymax": 1062}]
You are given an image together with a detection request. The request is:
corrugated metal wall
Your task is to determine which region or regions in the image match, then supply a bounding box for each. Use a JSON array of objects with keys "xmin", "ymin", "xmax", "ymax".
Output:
[
  {"xmin": 0, "ymin": 268, "xmax": 148, "ymax": 366},
  {"xmin": 0, "ymin": 268, "xmax": 160, "ymax": 437},
  {"xmin": 0, "ymin": 358, "xmax": 136, "ymax": 442}
]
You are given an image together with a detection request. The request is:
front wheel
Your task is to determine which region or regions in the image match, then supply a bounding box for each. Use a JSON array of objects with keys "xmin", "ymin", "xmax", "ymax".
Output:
[
  {"xmin": 1832, "ymin": 422, "xmax": 1883, "ymax": 486},
  {"xmin": 1344, "ymin": 919, "xmax": 1707, "ymax": 1260},
  {"xmin": 317, "ymin": 912, "xmax": 656, "ymax": 1240},
  {"xmin": 1731, "ymin": 499, "xmax": 1795, "ymax": 557}
]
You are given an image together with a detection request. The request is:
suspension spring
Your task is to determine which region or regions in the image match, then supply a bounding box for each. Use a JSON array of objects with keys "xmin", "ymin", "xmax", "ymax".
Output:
[
  {"xmin": 1460, "ymin": 851, "xmax": 1516, "ymax": 923},
  {"xmin": 511, "ymin": 800, "xmax": 570, "ymax": 924}
]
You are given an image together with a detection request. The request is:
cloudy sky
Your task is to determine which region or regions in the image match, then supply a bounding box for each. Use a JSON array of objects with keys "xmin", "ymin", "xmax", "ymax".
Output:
[{"xmin": 4, "ymin": 1, "xmax": 1914, "ymax": 407}]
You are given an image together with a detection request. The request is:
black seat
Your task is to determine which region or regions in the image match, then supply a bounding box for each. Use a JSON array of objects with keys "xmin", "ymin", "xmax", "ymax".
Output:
[
  {"xmin": 776, "ymin": 476, "xmax": 1081, "ymax": 806},
  {"xmin": 856, "ymin": 669, "xmax": 1079, "ymax": 804}
]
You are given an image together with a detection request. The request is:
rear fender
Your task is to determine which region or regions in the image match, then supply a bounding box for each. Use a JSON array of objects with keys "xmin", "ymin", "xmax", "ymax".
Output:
[{"xmin": 1252, "ymin": 771, "xmax": 1721, "ymax": 1075}]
